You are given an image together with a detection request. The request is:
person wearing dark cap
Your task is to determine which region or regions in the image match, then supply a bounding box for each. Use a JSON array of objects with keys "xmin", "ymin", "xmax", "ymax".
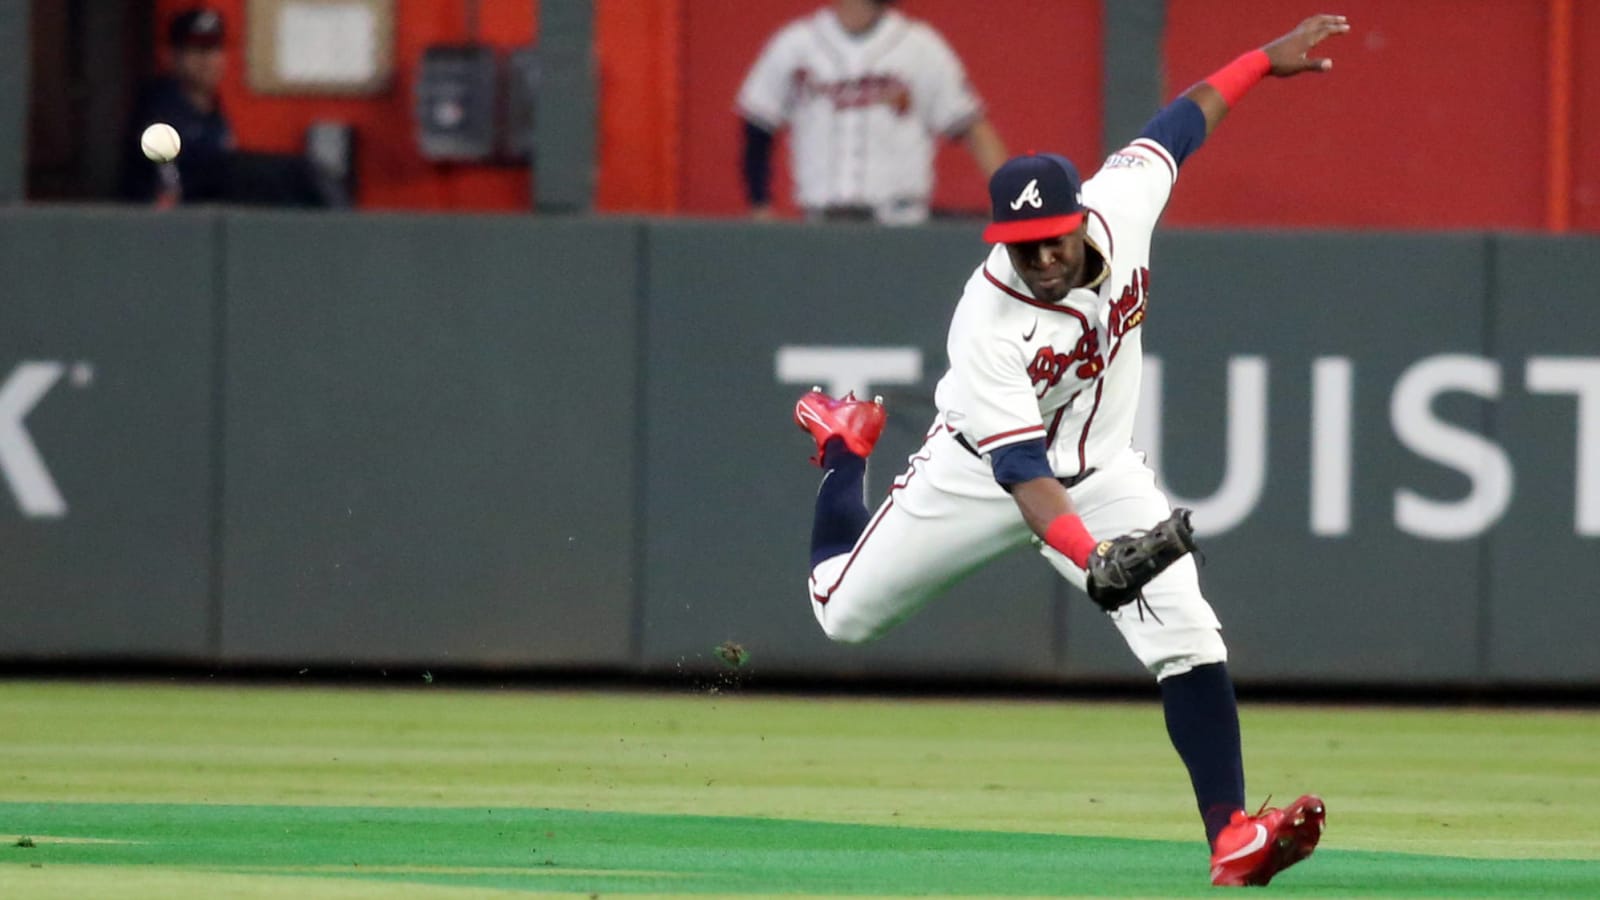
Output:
[
  {"xmin": 122, "ymin": 7, "xmax": 332, "ymax": 207},
  {"xmin": 121, "ymin": 7, "xmax": 235, "ymax": 204},
  {"xmin": 790, "ymin": 14, "xmax": 1352, "ymax": 890}
]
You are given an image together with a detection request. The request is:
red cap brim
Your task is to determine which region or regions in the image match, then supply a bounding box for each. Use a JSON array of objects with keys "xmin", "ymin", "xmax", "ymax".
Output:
[{"xmin": 982, "ymin": 212, "xmax": 1085, "ymax": 244}]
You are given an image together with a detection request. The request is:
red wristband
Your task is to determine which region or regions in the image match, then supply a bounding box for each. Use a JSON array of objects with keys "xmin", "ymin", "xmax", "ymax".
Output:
[
  {"xmin": 1206, "ymin": 49, "xmax": 1270, "ymax": 107},
  {"xmin": 1044, "ymin": 514, "xmax": 1098, "ymax": 569}
]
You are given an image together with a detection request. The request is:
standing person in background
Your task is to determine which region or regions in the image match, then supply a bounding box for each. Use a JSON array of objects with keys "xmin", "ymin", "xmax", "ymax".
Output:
[
  {"xmin": 121, "ymin": 7, "xmax": 235, "ymax": 206},
  {"xmin": 737, "ymin": 0, "xmax": 1007, "ymax": 225},
  {"xmin": 122, "ymin": 6, "xmax": 335, "ymax": 208}
]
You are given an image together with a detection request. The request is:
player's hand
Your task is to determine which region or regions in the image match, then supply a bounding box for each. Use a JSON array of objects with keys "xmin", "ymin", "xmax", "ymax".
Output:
[
  {"xmin": 1263, "ymin": 14, "xmax": 1350, "ymax": 77},
  {"xmin": 751, "ymin": 204, "xmax": 779, "ymax": 223}
]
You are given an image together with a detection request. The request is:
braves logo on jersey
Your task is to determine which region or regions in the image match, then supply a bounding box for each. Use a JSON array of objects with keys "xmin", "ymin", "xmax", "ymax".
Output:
[
  {"xmin": 1021, "ymin": 268, "xmax": 1150, "ymax": 401},
  {"xmin": 792, "ymin": 70, "xmax": 914, "ymax": 116},
  {"xmin": 1110, "ymin": 267, "xmax": 1151, "ymax": 338},
  {"xmin": 1026, "ymin": 330, "xmax": 1104, "ymax": 398}
]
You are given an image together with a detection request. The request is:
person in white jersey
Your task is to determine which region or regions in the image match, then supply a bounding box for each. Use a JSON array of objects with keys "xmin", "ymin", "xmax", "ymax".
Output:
[
  {"xmin": 792, "ymin": 13, "xmax": 1352, "ymax": 888},
  {"xmin": 737, "ymin": 0, "xmax": 1007, "ymax": 225}
]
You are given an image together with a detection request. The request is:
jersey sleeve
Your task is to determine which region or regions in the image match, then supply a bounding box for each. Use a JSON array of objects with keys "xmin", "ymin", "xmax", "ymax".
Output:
[
  {"xmin": 916, "ymin": 27, "xmax": 983, "ymax": 137},
  {"xmin": 1086, "ymin": 137, "xmax": 1179, "ymax": 231},
  {"xmin": 736, "ymin": 24, "xmax": 804, "ymax": 130},
  {"xmin": 1136, "ymin": 97, "xmax": 1207, "ymax": 167},
  {"xmin": 949, "ymin": 329, "xmax": 1046, "ymax": 454}
]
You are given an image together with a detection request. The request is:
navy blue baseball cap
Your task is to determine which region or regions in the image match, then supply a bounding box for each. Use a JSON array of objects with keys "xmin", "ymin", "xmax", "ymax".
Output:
[
  {"xmin": 169, "ymin": 7, "xmax": 225, "ymax": 49},
  {"xmin": 982, "ymin": 153, "xmax": 1086, "ymax": 244}
]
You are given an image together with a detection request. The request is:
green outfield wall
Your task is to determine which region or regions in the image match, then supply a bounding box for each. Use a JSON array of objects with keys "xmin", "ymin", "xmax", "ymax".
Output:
[{"xmin": 1, "ymin": 208, "xmax": 1596, "ymax": 688}]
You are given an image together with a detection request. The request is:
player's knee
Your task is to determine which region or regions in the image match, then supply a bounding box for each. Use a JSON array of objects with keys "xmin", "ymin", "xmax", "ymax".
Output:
[
  {"xmin": 1143, "ymin": 629, "xmax": 1229, "ymax": 681},
  {"xmin": 816, "ymin": 610, "xmax": 884, "ymax": 645},
  {"xmin": 811, "ymin": 599, "xmax": 886, "ymax": 645}
]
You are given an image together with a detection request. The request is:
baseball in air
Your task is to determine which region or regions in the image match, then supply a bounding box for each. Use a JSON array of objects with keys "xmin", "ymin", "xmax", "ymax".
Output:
[{"xmin": 140, "ymin": 123, "xmax": 181, "ymax": 162}]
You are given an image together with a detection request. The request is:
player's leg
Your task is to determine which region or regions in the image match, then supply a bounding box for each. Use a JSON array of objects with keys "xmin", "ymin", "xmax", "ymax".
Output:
[
  {"xmin": 1038, "ymin": 449, "xmax": 1323, "ymax": 884},
  {"xmin": 1042, "ymin": 450, "xmax": 1228, "ymax": 679},
  {"xmin": 795, "ymin": 391, "xmax": 1028, "ymax": 643},
  {"xmin": 809, "ymin": 436, "xmax": 1029, "ymax": 643},
  {"xmin": 1039, "ymin": 452, "xmax": 1241, "ymax": 841}
]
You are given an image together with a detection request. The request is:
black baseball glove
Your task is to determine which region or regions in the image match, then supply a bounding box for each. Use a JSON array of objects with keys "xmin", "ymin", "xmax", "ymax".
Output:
[{"xmin": 1085, "ymin": 508, "xmax": 1198, "ymax": 619}]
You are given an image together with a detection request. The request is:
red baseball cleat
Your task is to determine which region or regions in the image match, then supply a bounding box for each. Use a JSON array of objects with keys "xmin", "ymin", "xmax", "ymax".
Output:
[
  {"xmin": 1210, "ymin": 794, "xmax": 1326, "ymax": 887},
  {"xmin": 794, "ymin": 387, "xmax": 886, "ymax": 466}
]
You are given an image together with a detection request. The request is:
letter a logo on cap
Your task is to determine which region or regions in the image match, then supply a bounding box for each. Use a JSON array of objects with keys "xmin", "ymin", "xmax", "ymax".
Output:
[{"xmin": 1009, "ymin": 178, "xmax": 1044, "ymax": 211}]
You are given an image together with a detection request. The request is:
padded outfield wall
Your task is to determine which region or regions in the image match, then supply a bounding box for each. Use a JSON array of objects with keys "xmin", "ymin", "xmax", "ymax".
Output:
[{"xmin": 0, "ymin": 209, "xmax": 1596, "ymax": 688}]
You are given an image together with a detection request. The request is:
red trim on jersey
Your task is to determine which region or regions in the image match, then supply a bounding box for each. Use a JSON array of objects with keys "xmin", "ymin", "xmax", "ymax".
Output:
[
  {"xmin": 982, "ymin": 267, "xmax": 1092, "ymax": 325},
  {"xmin": 1075, "ymin": 380, "xmax": 1106, "ymax": 476},
  {"xmin": 1086, "ymin": 208, "xmax": 1114, "ymax": 259},
  {"xmin": 976, "ymin": 424, "xmax": 1047, "ymax": 450},
  {"xmin": 1044, "ymin": 402, "xmax": 1071, "ymax": 445},
  {"xmin": 1107, "ymin": 335, "xmax": 1129, "ymax": 365},
  {"xmin": 811, "ymin": 446, "xmax": 931, "ymax": 605},
  {"xmin": 1128, "ymin": 139, "xmax": 1177, "ymax": 183}
]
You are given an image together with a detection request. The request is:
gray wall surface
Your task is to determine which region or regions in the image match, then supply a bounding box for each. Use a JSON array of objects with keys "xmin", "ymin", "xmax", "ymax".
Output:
[
  {"xmin": 640, "ymin": 221, "xmax": 1065, "ymax": 680},
  {"xmin": 1106, "ymin": 233, "xmax": 1493, "ymax": 684},
  {"xmin": 1486, "ymin": 237, "xmax": 1600, "ymax": 682},
  {"xmin": 218, "ymin": 214, "xmax": 639, "ymax": 666},
  {"xmin": 0, "ymin": 209, "xmax": 216, "ymax": 659},
  {"xmin": 0, "ymin": 0, "xmax": 27, "ymax": 204},
  {"xmin": 0, "ymin": 208, "xmax": 1596, "ymax": 688}
]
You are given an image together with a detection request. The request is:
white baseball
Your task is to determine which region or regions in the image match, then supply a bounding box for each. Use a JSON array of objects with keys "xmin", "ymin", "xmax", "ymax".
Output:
[{"xmin": 140, "ymin": 123, "xmax": 181, "ymax": 163}]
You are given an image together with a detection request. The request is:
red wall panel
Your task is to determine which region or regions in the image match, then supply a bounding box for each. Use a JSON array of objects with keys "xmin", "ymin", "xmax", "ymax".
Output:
[
  {"xmin": 151, "ymin": 0, "xmax": 534, "ymax": 211},
  {"xmin": 1162, "ymin": 0, "xmax": 1548, "ymax": 230},
  {"xmin": 1573, "ymin": 1, "xmax": 1600, "ymax": 231},
  {"xmin": 595, "ymin": 0, "xmax": 682, "ymax": 213},
  {"xmin": 678, "ymin": 0, "xmax": 1103, "ymax": 219}
]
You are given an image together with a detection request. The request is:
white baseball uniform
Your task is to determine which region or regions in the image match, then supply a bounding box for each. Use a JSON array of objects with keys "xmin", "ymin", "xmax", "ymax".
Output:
[
  {"xmin": 805, "ymin": 137, "xmax": 1227, "ymax": 681},
  {"xmin": 736, "ymin": 7, "xmax": 984, "ymax": 225}
]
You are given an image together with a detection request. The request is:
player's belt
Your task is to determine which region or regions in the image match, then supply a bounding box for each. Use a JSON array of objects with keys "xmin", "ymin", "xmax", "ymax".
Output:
[
  {"xmin": 811, "ymin": 205, "xmax": 876, "ymax": 222},
  {"xmin": 952, "ymin": 432, "xmax": 1096, "ymax": 488}
]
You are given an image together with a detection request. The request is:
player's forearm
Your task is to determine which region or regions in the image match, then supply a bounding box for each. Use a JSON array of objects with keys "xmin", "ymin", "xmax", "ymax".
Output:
[
  {"xmin": 1010, "ymin": 477, "xmax": 1101, "ymax": 568},
  {"xmin": 1011, "ymin": 477, "xmax": 1075, "ymax": 534},
  {"xmin": 1182, "ymin": 50, "xmax": 1270, "ymax": 136},
  {"xmin": 962, "ymin": 119, "xmax": 1008, "ymax": 178},
  {"xmin": 741, "ymin": 119, "xmax": 776, "ymax": 208}
]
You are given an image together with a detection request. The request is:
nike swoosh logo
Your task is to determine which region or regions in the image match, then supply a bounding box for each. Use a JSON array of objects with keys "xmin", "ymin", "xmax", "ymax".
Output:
[
  {"xmin": 796, "ymin": 405, "xmax": 826, "ymax": 430},
  {"xmin": 1213, "ymin": 824, "xmax": 1269, "ymax": 865},
  {"xmin": 1022, "ymin": 319, "xmax": 1037, "ymax": 341}
]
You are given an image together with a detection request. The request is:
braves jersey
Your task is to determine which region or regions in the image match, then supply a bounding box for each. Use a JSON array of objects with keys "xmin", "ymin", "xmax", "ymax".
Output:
[
  {"xmin": 736, "ymin": 7, "xmax": 983, "ymax": 222},
  {"xmin": 934, "ymin": 138, "xmax": 1180, "ymax": 479}
]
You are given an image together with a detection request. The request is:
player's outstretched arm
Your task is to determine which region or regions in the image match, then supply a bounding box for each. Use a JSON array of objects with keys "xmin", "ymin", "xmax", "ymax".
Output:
[
  {"xmin": 1127, "ymin": 15, "xmax": 1347, "ymax": 171},
  {"xmin": 1184, "ymin": 14, "xmax": 1351, "ymax": 135}
]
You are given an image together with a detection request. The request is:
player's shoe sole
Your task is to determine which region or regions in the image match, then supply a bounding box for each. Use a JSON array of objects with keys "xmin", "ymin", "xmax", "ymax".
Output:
[
  {"xmin": 1210, "ymin": 794, "xmax": 1325, "ymax": 887},
  {"xmin": 794, "ymin": 387, "xmax": 886, "ymax": 466}
]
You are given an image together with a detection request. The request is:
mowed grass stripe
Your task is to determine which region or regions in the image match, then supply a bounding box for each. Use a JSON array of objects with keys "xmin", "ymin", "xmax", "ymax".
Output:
[
  {"xmin": 3, "ymin": 803, "xmax": 1599, "ymax": 899},
  {"xmin": 1, "ymin": 681, "xmax": 1598, "ymax": 898}
]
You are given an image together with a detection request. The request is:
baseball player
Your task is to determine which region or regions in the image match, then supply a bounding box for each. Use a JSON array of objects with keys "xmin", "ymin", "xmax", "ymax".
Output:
[
  {"xmin": 737, "ymin": 0, "xmax": 1007, "ymax": 225},
  {"xmin": 793, "ymin": 14, "xmax": 1352, "ymax": 887}
]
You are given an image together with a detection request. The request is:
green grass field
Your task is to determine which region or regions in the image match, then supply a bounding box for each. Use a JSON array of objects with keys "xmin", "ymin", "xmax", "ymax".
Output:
[{"xmin": 1, "ymin": 682, "xmax": 1596, "ymax": 899}]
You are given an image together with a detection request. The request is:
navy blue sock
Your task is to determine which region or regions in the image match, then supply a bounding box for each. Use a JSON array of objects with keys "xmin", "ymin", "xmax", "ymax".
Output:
[
  {"xmin": 810, "ymin": 437, "xmax": 870, "ymax": 567},
  {"xmin": 1160, "ymin": 662, "xmax": 1246, "ymax": 846}
]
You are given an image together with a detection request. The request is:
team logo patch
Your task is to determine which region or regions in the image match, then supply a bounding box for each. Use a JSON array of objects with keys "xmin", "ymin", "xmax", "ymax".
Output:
[
  {"xmin": 1110, "ymin": 267, "xmax": 1151, "ymax": 338},
  {"xmin": 1103, "ymin": 152, "xmax": 1150, "ymax": 170},
  {"xmin": 1009, "ymin": 178, "xmax": 1044, "ymax": 211}
]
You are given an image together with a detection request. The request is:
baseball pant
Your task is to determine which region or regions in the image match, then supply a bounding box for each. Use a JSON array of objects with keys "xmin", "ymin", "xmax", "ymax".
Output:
[{"xmin": 807, "ymin": 423, "xmax": 1227, "ymax": 680}]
